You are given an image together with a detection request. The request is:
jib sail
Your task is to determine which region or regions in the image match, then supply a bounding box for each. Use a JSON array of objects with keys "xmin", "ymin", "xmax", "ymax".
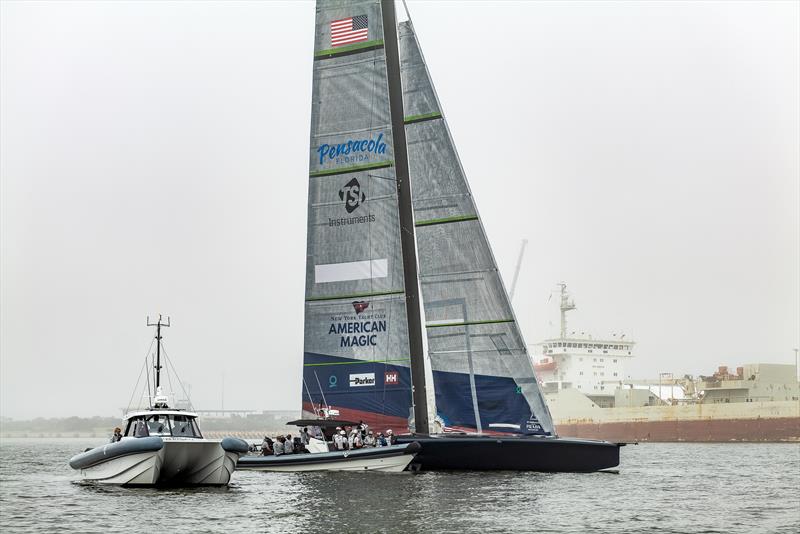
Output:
[{"xmin": 398, "ymin": 20, "xmax": 555, "ymax": 436}]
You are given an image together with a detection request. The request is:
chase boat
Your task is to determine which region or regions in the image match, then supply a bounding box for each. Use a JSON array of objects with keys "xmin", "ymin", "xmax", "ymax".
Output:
[
  {"xmin": 236, "ymin": 418, "xmax": 419, "ymax": 473},
  {"xmin": 69, "ymin": 316, "xmax": 249, "ymax": 485}
]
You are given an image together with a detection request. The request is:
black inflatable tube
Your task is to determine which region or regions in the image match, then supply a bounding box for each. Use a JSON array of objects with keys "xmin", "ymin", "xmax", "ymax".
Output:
[{"xmin": 69, "ymin": 437, "xmax": 164, "ymax": 470}]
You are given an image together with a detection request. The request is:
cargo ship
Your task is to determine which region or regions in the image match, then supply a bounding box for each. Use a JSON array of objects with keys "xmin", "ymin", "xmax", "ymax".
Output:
[{"xmin": 533, "ymin": 285, "xmax": 800, "ymax": 442}]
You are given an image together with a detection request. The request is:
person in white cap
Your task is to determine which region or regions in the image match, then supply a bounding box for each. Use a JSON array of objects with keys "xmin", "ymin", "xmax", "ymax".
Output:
[
  {"xmin": 385, "ymin": 429, "xmax": 397, "ymax": 445},
  {"xmin": 333, "ymin": 429, "xmax": 347, "ymax": 451}
]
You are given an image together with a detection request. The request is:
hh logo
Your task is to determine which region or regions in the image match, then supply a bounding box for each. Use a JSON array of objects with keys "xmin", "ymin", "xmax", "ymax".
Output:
[
  {"xmin": 385, "ymin": 371, "xmax": 399, "ymax": 385},
  {"xmin": 352, "ymin": 301, "xmax": 369, "ymax": 314},
  {"xmin": 339, "ymin": 177, "xmax": 365, "ymax": 213}
]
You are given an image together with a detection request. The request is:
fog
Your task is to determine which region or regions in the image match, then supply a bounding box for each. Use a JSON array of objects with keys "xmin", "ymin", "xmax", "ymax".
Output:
[{"xmin": 1, "ymin": 1, "xmax": 797, "ymax": 419}]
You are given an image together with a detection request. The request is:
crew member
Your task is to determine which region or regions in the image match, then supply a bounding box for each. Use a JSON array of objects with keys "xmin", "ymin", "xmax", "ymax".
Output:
[
  {"xmin": 261, "ymin": 436, "xmax": 273, "ymax": 456},
  {"xmin": 385, "ymin": 429, "xmax": 397, "ymax": 445},
  {"xmin": 284, "ymin": 434, "xmax": 294, "ymax": 454},
  {"xmin": 363, "ymin": 430, "xmax": 376, "ymax": 447},
  {"xmin": 273, "ymin": 436, "xmax": 285, "ymax": 456},
  {"xmin": 333, "ymin": 429, "xmax": 347, "ymax": 450},
  {"xmin": 110, "ymin": 427, "xmax": 122, "ymax": 443}
]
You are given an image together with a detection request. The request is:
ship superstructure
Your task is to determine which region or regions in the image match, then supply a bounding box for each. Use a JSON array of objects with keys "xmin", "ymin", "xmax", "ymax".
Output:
[
  {"xmin": 534, "ymin": 284, "xmax": 635, "ymax": 402},
  {"xmin": 533, "ymin": 284, "xmax": 800, "ymax": 442}
]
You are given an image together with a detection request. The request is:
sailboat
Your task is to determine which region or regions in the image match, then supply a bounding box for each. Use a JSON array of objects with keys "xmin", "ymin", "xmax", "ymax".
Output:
[{"xmin": 301, "ymin": 0, "xmax": 621, "ymax": 471}]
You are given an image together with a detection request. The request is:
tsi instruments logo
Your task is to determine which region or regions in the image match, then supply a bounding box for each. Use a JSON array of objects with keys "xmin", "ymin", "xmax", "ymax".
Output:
[
  {"xmin": 349, "ymin": 373, "xmax": 375, "ymax": 387},
  {"xmin": 330, "ymin": 178, "xmax": 375, "ymax": 227},
  {"xmin": 339, "ymin": 178, "xmax": 365, "ymax": 213}
]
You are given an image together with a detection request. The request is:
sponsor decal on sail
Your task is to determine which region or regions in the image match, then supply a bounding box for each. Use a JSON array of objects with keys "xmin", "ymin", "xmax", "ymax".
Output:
[
  {"xmin": 349, "ymin": 373, "xmax": 375, "ymax": 387},
  {"xmin": 329, "ymin": 177, "xmax": 375, "ymax": 227},
  {"xmin": 385, "ymin": 371, "xmax": 399, "ymax": 385},
  {"xmin": 317, "ymin": 133, "xmax": 387, "ymax": 166},
  {"xmin": 327, "ymin": 307, "xmax": 387, "ymax": 348},
  {"xmin": 315, "ymin": 259, "xmax": 387, "ymax": 283},
  {"xmin": 339, "ymin": 178, "xmax": 365, "ymax": 213},
  {"xmin": 328, "ymin": 318, "xmax": 386, "ymax": 347}
]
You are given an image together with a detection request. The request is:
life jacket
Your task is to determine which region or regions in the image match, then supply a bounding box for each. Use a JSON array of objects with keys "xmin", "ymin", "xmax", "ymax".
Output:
[
  {"xmin": 333, "ymin": 434, "xmax": 345, "ymax": 450},
  {"xmin": 353, "ymin": 434, "xmax": 363, "ymax": 448}
]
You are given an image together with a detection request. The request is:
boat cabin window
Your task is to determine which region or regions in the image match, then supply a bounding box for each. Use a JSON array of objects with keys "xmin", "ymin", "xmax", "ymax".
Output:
[
  {"xmin": 146, "ymin": 414, "xmax": 171, "ymax": 436},
  {"xmin": 124, "ymin": 414, "xmax": 202, "ymax": 438},
  {"xmin": 171, "ymin": 415, "xmax": 202, "ymax": 438},
  {"xmin": 124, "ymin": 418, "xmax": 150, "ymax": 437}
]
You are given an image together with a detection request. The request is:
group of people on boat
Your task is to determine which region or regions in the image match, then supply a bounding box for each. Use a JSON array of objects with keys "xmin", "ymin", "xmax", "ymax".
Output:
[
  {"xmin": 260, "ymin": 432, "xmax": 308, "ymax": 456},
  {"xmin": 331, "ymin": 423, "xmax": 396, "ymax": 451},
  {"xmin": 256, "ymin": 422, "xmax": 398, "ymax": 456}
]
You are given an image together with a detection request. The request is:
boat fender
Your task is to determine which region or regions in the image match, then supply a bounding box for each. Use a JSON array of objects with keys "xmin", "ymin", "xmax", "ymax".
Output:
[
  {"xmin": 221, "ymin": 437, "xmax": 250, "ymax": 454},
  {"xmin": 403, "ymin": 441, "xmax": 422, "ymax": 454},
  {"xmin": 69, "ymin": 436, "xmax": 163, "ymax": 470}
]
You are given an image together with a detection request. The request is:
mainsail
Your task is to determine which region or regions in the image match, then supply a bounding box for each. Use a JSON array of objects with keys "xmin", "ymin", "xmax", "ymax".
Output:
[
  {"xmin": 398, "ymin": 20, "xmax": 555, "ymax": 435},
  {"xmin": 301, "ymin": 0, "xmax": 416, "ymax": 432}
]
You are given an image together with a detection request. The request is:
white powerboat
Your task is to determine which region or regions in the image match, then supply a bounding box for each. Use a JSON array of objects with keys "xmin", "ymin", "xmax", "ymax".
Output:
[
  {"xmin": 69, "ymin": 316, "xmax": 249, "ymax": 486},
  {"xmin": 236, "ymin": 419, "xmax": 420, "ymax": 473}
]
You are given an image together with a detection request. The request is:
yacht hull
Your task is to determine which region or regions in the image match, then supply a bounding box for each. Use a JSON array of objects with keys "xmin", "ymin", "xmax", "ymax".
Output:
[
  {"xmin": 396, "ymin": 434, "xmax": 621, "ymax": 472},
  {"xmin": 236, "ymin": 443, "xmax": 419, "ymax": 473}
]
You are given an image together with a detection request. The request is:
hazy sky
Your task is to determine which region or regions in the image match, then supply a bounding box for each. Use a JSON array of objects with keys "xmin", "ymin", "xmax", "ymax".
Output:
[{"xmin": 1, "ymin": 1, "xmax": 798, "ymax": 419}]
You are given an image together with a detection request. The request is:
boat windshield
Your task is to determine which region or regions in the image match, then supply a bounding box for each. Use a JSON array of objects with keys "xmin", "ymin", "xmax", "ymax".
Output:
[{"xmin": 124, "ymin": 414, "xmax": 202, "ymax": 438}]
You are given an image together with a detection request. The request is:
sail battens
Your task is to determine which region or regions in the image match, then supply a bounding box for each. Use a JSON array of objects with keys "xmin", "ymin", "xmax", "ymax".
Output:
[
  {"xmin": 426, "ymin": 319, "xmax": 515, "ymax": 329},
  {"xmin": 314, "ymin": 39, "xmax": 385, "ymax": 60},
  {"xmin": 415, "ymin": 214, "xmax": 478, "ymax": 227},
  {"xmin": 304, "ymin": 358, "xmax": 411, "ymax": 367},
  {"xmin": 309, "ymin": 160, "xmax": 393, "ymax": 177},
  {"xmin": 404, "ymin": 112, "xmax": 443, "ymax": 125},
  {"xmin": 305, "ymin": 289, "xmax": 405, "ymax": 302},
  {"xmin": 420, "ymin": 267, "xmax": 496, "ymax": 279}
]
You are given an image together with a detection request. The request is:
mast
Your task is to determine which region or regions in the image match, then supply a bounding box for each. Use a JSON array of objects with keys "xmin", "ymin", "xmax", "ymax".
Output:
[
  {"xmin": 381, "ymin": 0, "xmax": 428, "ymax": 433},
  {"xmin": 558, "ymin": 283, "xmax": 575, "ymax": 339},
  {"xmin": 147, "ymin": 314, "xmax": 170, "ymax": 388}
]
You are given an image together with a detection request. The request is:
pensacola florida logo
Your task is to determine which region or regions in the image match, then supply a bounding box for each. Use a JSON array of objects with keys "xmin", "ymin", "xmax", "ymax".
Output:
[
  {"xmin": 340, "ymin": 178, "xmax": 365, "ymax": 214},
  {"xmin": 317, "ymin": 132, "xmax": 387, "ymax": 166}
]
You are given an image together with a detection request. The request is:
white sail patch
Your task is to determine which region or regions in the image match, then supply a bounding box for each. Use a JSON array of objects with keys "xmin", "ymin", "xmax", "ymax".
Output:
[{"xmin": 315, "ymin": 259, "xmax": 388, "ymax": 284}]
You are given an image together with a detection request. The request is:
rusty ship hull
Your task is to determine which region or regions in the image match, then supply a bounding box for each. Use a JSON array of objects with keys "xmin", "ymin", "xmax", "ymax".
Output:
[
  {"xmin": 556, "ymin": 416, "xmax": 800, "ymax": 442},
  {"xmin": 549, "ymin": 396, "xmax": 800, "ymax": 443}
]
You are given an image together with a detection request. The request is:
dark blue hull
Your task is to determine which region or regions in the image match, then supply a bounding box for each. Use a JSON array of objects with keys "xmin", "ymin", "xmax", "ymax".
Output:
[{"xmin": 396, "ymin": 434, "xmax": 621, "ymax": 472}]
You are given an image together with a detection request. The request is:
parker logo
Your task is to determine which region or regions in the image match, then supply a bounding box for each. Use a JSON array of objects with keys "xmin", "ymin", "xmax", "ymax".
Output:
[
  {"xmin": 352, "ymin": 301, "xmax": 369, "ymax": 314},
  {"xmin": 339, "ymin": 178, "xmax": 365, "ymax": 213},
  {"xmin": 349, "ymin": 373, "xmax": 375, "ymax": 387},
  {"xmin": 384, "ymin": 371, "xmax": 399, "ymax": 385}
]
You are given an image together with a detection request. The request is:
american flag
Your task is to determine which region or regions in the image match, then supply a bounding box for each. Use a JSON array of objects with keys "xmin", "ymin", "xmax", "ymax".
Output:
[{"xmin": 330, "ymin": 15, "xmax": 368, "ymax": 47}]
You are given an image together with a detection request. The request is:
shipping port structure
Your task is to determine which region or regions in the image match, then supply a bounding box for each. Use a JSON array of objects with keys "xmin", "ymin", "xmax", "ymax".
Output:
[{"xmin": 533, "ymin": 285, "xmax": 800, "ymax": 442}]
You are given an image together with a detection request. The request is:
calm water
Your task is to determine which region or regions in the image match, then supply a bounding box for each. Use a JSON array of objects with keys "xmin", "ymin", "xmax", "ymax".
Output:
[{"xmin": 1, "ymin": 438, "xmax": 798, "ymax": 533}]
